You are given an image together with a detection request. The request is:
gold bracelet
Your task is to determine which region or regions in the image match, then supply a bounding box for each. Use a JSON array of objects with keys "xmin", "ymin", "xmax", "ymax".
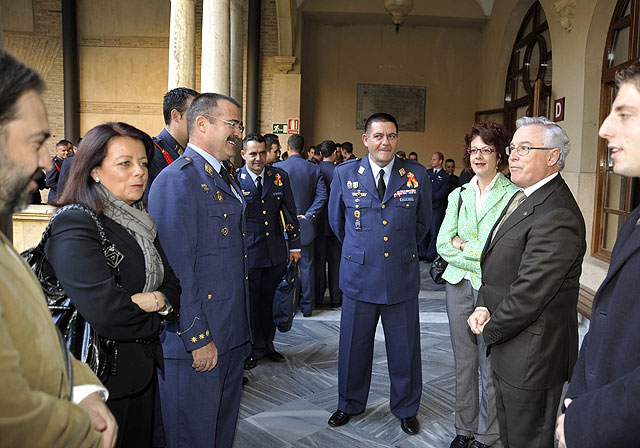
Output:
[{"xmin": 151, "ymin": 291, "xmax": 160, "ymax": 312}]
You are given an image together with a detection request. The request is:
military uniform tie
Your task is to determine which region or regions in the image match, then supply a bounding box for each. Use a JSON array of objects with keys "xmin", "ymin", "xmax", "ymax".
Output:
[
  {"xmin": 377, "ymin": 169, "xmax": 386, "ymax": 201},
  {"xmin": 256, "ymin": 175, "xmax": 263, "ymax": 197},
  {"xmin": 491, "ymin": 190, "xmax": 526, "ymax": 241},
  {"xmin": 220, "ymin": 166, "xmax": 233, "ymax": 188}
]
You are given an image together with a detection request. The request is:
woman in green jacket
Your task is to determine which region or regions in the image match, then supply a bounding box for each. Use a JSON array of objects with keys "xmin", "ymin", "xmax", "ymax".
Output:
[{"xmin": 436, "ymin": 122, "xmax": 518, "ymax": 448}]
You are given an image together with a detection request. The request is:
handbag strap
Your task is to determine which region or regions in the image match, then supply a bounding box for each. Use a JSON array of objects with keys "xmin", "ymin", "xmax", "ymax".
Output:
[{"xmin": 457, "ymin": 186, "xmax": 465, "ymax": 219}]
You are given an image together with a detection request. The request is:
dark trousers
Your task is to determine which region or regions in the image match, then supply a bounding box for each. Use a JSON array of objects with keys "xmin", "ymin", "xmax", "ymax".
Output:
[
  {"xmin": 425, "ymin": 209, "xmax": 446, "ymax": 260},
  {"xmin": 248, "ymin": 262, "xmax": 287, "ymax": 359},
  {"xmin": 107, "ymin": 377, "xmax": 155, "ymax": 448},
  {"xmin": 493, "ymin": 372, "xmax": 563, "ymax": 448},
  {"xmin": 313, "ymin": 233, "xmax": 342, "ymax": 307},
  {"xmin": 338, "ymin": 295, "xmax": 422, "ymax": 418},
  {"xmin": 299, "ymin": 243, "xmax": 315, "ymax": 313},
  {"xmin": 158, "ymin": 345, "xmax": 245, "ymax": 448}
]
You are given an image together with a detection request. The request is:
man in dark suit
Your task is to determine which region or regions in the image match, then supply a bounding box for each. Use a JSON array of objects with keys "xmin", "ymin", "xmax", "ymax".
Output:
[
  {"xmin": 148, "ymin": 93, "xmax": 250, "ymax": 448},
  {"xmin": 555, "ymin": 62, "xmax": 640, "ymax": 448},
  {"xmin": 45, "ymin": 139, "xmax": 71, "ymax": 204},
  {"xmin": 468, "ymin": 117, "xmax": 586, "ymax": 448},
  {"xmin": 421, "ymin": 151, "xmax": 451, "ymax": 261},
  {"xmin": 445, "ymin": 158, "xmax": 460, "ymax": 190},
  {"xmin": 275, "ymin": 134, "xmax": 327, "ymax": 316},
  {"xmin": 238, "ymin": 132, "xmax": 301, "ymax": 370},
  {"xmin": 147, "ymin": 87, "xmax": 199, "ymax": 189},
  {"xmin": 327, "ymin": 113, "xmax": 431, "ymax": 435},
  {"xmin": 314, "ymin": 140, "xmax": 342, "ymax": 308}
]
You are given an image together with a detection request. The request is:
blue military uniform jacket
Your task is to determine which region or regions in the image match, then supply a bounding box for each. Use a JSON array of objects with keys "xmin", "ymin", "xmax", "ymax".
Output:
[
  {"xmin": 274, "ymin": 154, "xmax": 327, "ymax": 223},
  {"xmin": 148, "ymin": 146, "xmax": 251, "ymax": 359},
  {"xmin": 427, "ymin": 168, "xmax": 452, "ymax": 212},
  {"xmin": 317, "ymin": 161, "xmax": 337, "ymax": 237},
  {"xmin": 148, "ymin": 128, "xmax": 184, "ymax": 188},
  {"xmin": 328, "ymin": 156, "xmax": 431, "ymax": 305},
  {"xmin": 238, "ymin": 165, "xmax": 301, "ymax": 269}
]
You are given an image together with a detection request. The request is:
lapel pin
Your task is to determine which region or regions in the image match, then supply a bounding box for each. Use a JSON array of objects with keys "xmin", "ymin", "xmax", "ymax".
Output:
[
  {"xmin": 205, "ymin": 163, "xmax": 214, "ymax": 176},
  {"xmin": 358, "ymin": 166, "xmax": 365, "ymax": 175}
]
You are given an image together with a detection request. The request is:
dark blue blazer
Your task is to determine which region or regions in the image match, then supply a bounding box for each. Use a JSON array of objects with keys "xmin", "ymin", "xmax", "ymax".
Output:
[
  {"xmin": 328, "ymin": 156, "xmax": 431, "ymax": 304},
  {"xmin": 564, "ymin": 206, "xmax": 640, "ymax": 447},
  {"xmin": 238, "ymin": 165, "xmax": 300, "ymax": 269},
  {"xmin": 45, "ymin": 156, "xmax": 63, "ymax": 203},
  {"xmin": 148, "ymin": 146, "xmax": 251, "ymax": 359},
  {"xmin": 274, "ymin": 154, "xmax": 327, "ymax": 223},
  {"xmin": 427, "ymin": 168, "xmax": 452, "ymax": 212},
  {"xmin": 317, "ymin": 161, "xmax": 336, "ymax": 236}
]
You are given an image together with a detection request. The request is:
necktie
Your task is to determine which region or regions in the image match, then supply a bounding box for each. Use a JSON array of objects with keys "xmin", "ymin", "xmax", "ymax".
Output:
[
  {"xmin": 377, "ymin": 169, "xmax": 386, "ymax": 201},
  {"xmin": 492, "ymin": 190, "xmax": 526, "ymax": 241},
  {"xmin": 256, "ymin": 175, "xmax": 263, "ymax": 197},
  {"xmin": 220, "ymin": 166, "xmax": 232, "ymax": 188}
]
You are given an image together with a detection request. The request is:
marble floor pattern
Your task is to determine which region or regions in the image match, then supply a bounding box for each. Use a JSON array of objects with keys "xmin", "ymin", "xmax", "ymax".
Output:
[{"xmin": 236, "ymin": 263, "xmax": 491, "ymax": 448}]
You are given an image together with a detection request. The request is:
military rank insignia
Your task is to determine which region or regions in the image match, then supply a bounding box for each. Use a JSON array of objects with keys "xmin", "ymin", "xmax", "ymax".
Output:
[
  {"xmin": 216, "ymin": 191, "xmax": 224, "ymax": 201},
  {"xmin": 285, "ymin": 223, "xmax": 294, "ymax": 231},
  {"xmin": 201, "ymin": 183, "xmax": 210, "ymax": 193},
  {"xmin": 240, "ymin": 172, "xmax": 247, "ymax": 180},
  {"xmin": 205, "ymin": 163, "xmax": 214, "ymax": 176},
  {"xmin": 267, "ymin": 170, "xmax": 273, "ymax": 177},
  {"xmin": 274, "ymin": 173, "xmax": 283, "ymax": 186},
  {"xmin": 406, "ymin": 172, "xmax": 419, "ymax": 188},
  {"xmin": 399, "ymin": 168, "xmax": 406, "ymax": 177},
  {"xmin": 358, "ymin": 166, "xmax": 365, "ymax": 175}
]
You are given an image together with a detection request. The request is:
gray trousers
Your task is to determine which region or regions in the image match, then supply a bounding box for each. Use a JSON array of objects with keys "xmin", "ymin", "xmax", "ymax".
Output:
[{"xmin": 446, "ymin": 279, "xmax": 500, "ymax": 445}]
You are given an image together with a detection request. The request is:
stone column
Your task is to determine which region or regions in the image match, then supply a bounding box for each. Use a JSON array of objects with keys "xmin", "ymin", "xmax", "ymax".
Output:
[
  {"xmin": 168, "ymin": 0, "xmax": 196, "ymax": 90},
  {"xmin": 201, "ymin": 0, "xmax": 230, "ymax": 94},
  {"xmin": 230, "ymin": 0, "xmax": 244, "ymax": 104}
]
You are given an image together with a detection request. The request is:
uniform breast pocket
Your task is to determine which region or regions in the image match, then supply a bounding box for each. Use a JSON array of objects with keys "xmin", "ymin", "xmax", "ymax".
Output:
[
  {"xmin": 207, "ymin": 202, "xmax": 239, "ymax": 248},
  {"xmin": 345, "ymin": 197, "xmax": 372, "ymax": 231},
  {"xmin": 394, "ymin": 197, "xmax": 417, "ymax": 230}
]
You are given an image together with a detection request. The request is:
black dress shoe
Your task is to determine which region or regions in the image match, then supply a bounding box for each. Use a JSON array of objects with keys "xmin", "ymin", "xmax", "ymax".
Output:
[
  {"xmin": 244, "ymin": 356, "xmax": 258, "ymax": 370},
  {"xmin": 400, "ymin": 416, "xmax": 419, "ymax": 435},
  {"xmin": 242, "ymin": 376, "xmax": 249, "ymax": 386},
  {"xmin": 450, "ymin": 435, "xmax": 472, "ymax": 448},
  {"xmin": 469, "ymin": 441, "xmax": 490, "ymax": 448},
  {"xmin": 267, "ymin": 351, "xmax": 285, "ymax": 362},
  {"xmin": 327, "ymin": 410, "xmax": 351, "ymax": 427},
  {"xmin": 303, "ymin": 310, "xmax": 312, "ymax": 317}
]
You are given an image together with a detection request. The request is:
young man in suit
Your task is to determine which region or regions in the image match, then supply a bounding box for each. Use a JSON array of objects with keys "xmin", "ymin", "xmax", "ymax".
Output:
[
  {"xmin": 147, "ymin": 87, "xmax": 199, "ymax": 189},
  {"xmin": 327, "ymin": 113, "xmax": 431, "ymax": 435},
  {"xmin": 468, "ymin": 117, "xmax": 586, "ymax": 448},
  {"xmin": 314, "ymin": 139, "xmax": 342, "ymax": 308},
  {"xmin": 555, "ymin": 61, "xmax": 640, "ymax": 448},
  {"xmin": 0, "ymin": 49, "xmax": 116, "ymax": 448},
  {"xmin": 45, "ymin": 139, "xmax": 71, "ymax": 204},
  {"xmin": 238, "ymin": 133, "xmax": 300, "ymax": 370},
  {"xmin": 149, "ymin": 93, "xmax": 250, "ymax": 447},
  {"xmin": 275, "ymin": 134, "xmax": 327, "ymax": 316},
  {"xmin": 421, "ymin": 151, "xmax": 451, "ymax": 261}
]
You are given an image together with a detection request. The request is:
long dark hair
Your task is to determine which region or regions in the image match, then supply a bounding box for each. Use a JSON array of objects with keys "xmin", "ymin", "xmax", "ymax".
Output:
[{"xmin": 57, "ymin": 122, "xmax": 154, "ymax": 213}]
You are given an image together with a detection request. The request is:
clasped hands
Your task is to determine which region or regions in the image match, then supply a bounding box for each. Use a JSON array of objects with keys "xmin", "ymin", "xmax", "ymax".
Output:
[{"xmin": 467, "ymin": 309, "xmax": 491, "ymax": 334}]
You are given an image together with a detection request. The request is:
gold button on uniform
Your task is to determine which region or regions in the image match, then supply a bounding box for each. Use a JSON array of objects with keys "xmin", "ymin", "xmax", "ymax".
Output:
[
  {"xmin": 405, "ymin": 203, "xmax": 410, "ymax": 207},
  {"xmin": 266, "ymin": 232, "xmax": 270, "ymax": 236},
  {"xmin": 382, "ymin": 220, "xmax": 388, "ymax": 225},
  {"xmin": 245, "ymin": 276, "xmax": 249, "ymax": 280},
  {"xmin": 223, "ymin": 213, "xmax": 227, "ymax": 218},
  {"xmin": 264, "ymin": 221, "xmax": 269, "ymax": 225},
  {"xmin": 263, "ymin": 210, "xmax": 267, "ymax": 214},
  {"xmin": 381, "ymin": 204, "xmax": 386, "ymax": 209},
  {"xmin": 383, "ymin": 236, "xmax": 389, "ymax": 241},
  {"xmin": 244, "ymin": 254, "xmax": 248, "ymax": 258},
  {"xmin": 412, "ymin": 254, "xmax": 416, "ymax": 258},
  {"xmin": 208, "ymin": 294, "xmax": 212, "ymax": 300},
  {"xmin": 384, "ymin": 252, "xmax": 389, "ymax": 258},
  {"xmin": 261, "ymin": 200, "xmax": 265, "ymax": 204}
]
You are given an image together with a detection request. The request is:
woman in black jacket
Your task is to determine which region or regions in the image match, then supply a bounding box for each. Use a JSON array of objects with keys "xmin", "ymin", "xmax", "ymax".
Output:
[{"xmin": 45, "ymin": 122, "xmax": 180, "ymax": 447}]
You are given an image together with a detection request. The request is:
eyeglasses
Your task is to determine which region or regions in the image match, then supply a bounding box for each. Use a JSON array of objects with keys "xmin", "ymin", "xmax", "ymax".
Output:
[
  {"xmin": 466, "ymin": 146, "xmax": 497, "ymax": 155},
  {"xmin": 207, "ymin": 116, "xmax": 245, "ymax": 133},
  {"xmin": 506, "ymin": 144, "xmax": 555, "ymax": 156}
]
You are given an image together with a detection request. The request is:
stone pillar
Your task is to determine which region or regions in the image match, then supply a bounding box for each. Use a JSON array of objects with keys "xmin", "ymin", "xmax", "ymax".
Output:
[
  {"xmin": 168, "ymin": 0, "xmax": 196, "ymax": 90},
  {"xmin": 201, "ymin": 0, "xmax": 230, "ymax": 94},
  {"xmin": 230, "ymin": 0, "xmax": 244, "ymax": 104},
  {"xmin": 245, "ymin": 0, "xmax": 261, "ymax": 134}
]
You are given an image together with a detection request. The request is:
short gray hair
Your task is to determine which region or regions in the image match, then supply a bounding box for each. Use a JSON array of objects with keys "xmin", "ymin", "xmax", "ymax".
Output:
[{"xmin": 515, "ymin": 116, "xmax": 570, "ymax": 171}]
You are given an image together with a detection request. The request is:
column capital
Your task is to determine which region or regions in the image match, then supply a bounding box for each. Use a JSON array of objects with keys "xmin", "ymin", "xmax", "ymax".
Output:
[
  {"xmin": 273, "ymin": 56, "xmax": 296, "ymax": 74},
  {"xmin": 554, "ymin": 0, "xmax": 576, "ymax": 31}
]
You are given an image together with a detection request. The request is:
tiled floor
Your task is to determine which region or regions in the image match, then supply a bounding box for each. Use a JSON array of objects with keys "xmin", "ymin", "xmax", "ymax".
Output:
[{"xmin": 236, "ymin": 264, "xmax": 468, "ymax": 448}]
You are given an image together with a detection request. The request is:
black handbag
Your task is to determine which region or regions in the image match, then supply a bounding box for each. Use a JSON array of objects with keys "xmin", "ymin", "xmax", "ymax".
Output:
[
  {"xmin": 272, "ymin": 260, "xmax": 300, "ymax": 333},
  {"xmin": 429, "ymin": 189, "xmax": 465, "ymax": 284},
  {"xmin": 21, "ymin": 204, "xmax": 124, "ymax": 383}
]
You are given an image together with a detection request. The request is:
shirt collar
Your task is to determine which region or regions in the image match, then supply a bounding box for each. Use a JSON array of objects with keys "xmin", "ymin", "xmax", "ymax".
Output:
[
  {"xmin": 522, "ymin": 172, "xmax": 558, "ymax": 197},
  {"xmin": 246, "ymin": 167, "xmax": 265, "ymax": 184},
  {"xmin": 367, "ymin": 155, "xmax": 395, "ymax": 181},
  {"xmin": 468, "ymin": 171, "xmax": 500, "ymax": 193},
  {"xmin": 187, "ymin": 143, "xmax": 222, "ymax": 173}
]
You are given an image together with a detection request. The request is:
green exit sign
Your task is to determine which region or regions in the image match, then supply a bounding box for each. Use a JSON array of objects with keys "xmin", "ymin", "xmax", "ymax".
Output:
[{"xmin": 272, "ymin": 123, "xmax": 287, "ymax": 134}]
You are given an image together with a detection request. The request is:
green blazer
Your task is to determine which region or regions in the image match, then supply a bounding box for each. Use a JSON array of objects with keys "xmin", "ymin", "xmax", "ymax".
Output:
[{"xmin": 436, "ymin": 173, "xmax": 518, "ymax": 290}]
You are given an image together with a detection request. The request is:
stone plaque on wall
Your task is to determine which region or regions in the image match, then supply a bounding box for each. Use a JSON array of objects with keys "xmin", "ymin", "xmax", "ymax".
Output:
[{"xmin": 356, "ymin": 84, "xmax": 426, "ymax": 132}]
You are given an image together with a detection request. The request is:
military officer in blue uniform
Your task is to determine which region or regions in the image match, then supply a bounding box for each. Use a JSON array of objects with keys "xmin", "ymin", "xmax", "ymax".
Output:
[
  {"xmin": 422, "ymin": 151, "xmax": 451, "ymax": 261},
  {"xmin": 275, "ymin": 134, "xmax": 327, "ymax": 316},
  {"xmin": 45, "ymin": 139, "xmax": 71, "ymax": 204},
  {"xmin": 148, "ymin": 93, "xmax": 250, "ymax": 448},
  {"xmin": 147, "ymin": 87, "xmax": 199, "ymax": 190},
  {"xmin": 327, "ymin": 113, "xmax": 431, "ymax": 435},
  {"xmin": 239, "ymin": 132, "xmax": 301, "ymax": 370},
  {"xmin": 314, "ymin": 139, "xmax": 342, "ymax": 308}
]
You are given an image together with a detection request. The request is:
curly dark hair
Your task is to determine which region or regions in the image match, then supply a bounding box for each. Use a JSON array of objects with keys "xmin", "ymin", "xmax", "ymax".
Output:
[{"xmin": 463, "ymin": 121, "xmax": 510, "ymax": 172}]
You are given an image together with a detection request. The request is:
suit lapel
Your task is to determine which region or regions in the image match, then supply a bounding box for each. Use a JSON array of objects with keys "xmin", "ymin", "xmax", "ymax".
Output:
[
  {"xmin": 238, "ymin": 167, "xmax": 259, "ymax": 196},
  {"xmin": 357, "ymin": 157, "xmax": 378, "ymax": 200},
  {"xmin": 599, "ymin": 206, "xmax": 640, "ymax": 290},
  {"xmin": 187, "ymin": 148, "xmax": 235, "ymax": 198},
  {"xmin": 460, "ymin": 186, "xmax": 477, "ymax": 229},
  {"xmin": 262, "ymin": 168, "xmax": 275, "ymax": 199}
]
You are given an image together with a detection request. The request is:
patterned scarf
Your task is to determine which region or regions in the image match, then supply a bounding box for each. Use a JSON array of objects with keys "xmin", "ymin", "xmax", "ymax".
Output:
[{"xmin": 99, "ymin": 185, "xmax": 163, "ymax": 292}]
